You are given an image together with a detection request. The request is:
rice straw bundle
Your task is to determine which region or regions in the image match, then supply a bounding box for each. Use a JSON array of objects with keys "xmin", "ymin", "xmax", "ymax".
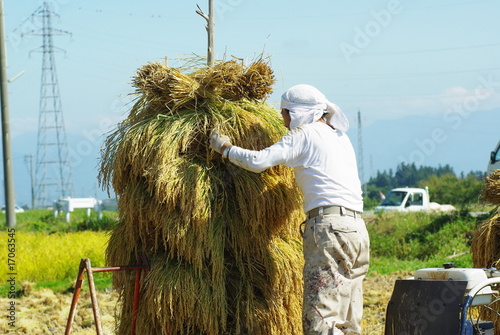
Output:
[
  {"xmin": 471, "ymin": 170, "xmax": 500, "ymax": 334},
  {"xmin": 472, "ymin": 170, "xmax": 500, "ymax": 268},
  {"xmin": 471, "ymin": 212, "xmax": 500, "ymax": 269},
  {"xmin": 99, "ymin": 58, "xmax": 304, "ymax": 334},
  {"xmin": 481, "ymin": 170, "xmax": 500, "ymax": 205}
]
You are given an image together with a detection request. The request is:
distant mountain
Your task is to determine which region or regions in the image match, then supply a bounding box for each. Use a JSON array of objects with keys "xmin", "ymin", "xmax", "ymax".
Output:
[
  {"xmin": 5, "ymin": 130, "xmax": 110, "ymax": 207},
  {"xmin": 349, "ymin": 108, "xmax": 499, "ymax": 181}
]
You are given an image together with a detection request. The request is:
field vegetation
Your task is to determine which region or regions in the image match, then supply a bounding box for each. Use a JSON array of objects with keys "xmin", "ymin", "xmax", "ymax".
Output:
[{"xmin": 0, "ymin": 209, "xmax": 117, "ymax": 296}]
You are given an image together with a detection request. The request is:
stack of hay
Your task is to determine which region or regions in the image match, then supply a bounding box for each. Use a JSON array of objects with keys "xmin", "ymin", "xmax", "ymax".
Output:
[
  {"xmin": 99, "ymin": 59, "xmax": 305, "ymax": 335},
  {"xmin": 471, "ymin": 169, "xmax": 500, "ymax": 333},
  {"xmin": 472, "ymin": 170, "xmax": 500, "ymax": 269}
]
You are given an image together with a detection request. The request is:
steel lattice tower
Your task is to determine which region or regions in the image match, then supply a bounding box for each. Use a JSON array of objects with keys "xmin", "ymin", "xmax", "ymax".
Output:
[{"xmin": 31, "ymin": 2, "xmax": 74, "ymax": 208}]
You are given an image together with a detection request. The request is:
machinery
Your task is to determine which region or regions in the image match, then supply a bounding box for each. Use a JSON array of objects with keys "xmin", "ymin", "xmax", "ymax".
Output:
[
  {"xmin": 487, "ymin": 140, "xmax": 500, "ymax": 175},
  {"xmin": 385, "ymin": 263, "xmax": 500, "ymax": 335}
]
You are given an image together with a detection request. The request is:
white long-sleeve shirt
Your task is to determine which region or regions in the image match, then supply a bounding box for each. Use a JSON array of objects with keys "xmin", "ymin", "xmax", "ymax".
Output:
[{"xmin": 228, "ymin": 122, "xmax": 363, "ymax": 213}]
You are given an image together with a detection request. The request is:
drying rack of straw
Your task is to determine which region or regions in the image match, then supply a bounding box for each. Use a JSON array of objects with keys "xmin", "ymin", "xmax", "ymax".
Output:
[{"xmin": 97, "ymin": 57, "xmax": 306, "ymax": 334}]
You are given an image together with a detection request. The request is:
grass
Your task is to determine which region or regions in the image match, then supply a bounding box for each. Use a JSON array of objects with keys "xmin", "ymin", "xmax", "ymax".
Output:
[
  {"xmin": 0, "ymin": 208, "xmax": 119, "ymax": 233},
  {"xmin": 367, "ymin": 211, "xmax": 481, "ymax": 259},
  {"xmin": 0, "ymin": 210, "xmax": 116, "ymax": 297},
  {"xmin": 12, "ymin": 231, "xmax": 108, "ymax": 281},
  {"xmin": 368, "ymin": 253, "xmax": 473, "ymax": 276},
  {"xmin": 365, "ymin": 210, "xmax": 481, "ymax": 276},
  {"xmin": 0, "ymin": 276, "xmax": 113, "ymax": 297}
]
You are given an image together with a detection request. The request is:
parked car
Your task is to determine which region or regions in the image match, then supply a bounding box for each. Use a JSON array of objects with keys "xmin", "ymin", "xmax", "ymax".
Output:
[
  {"xmin": 374, "ymin": 187, "xmax": 456, "ymax": 213},
  {"xmin": 1, "ymin": 205, "xmax": 25, "ymax": 213}
]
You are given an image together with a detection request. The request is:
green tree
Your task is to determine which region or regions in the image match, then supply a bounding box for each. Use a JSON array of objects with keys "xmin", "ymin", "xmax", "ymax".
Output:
[
  {"xmin": 418, "ymin": 173, "xmax": 457, "ymax": 204},
  {"xmin": 418, "ymin": 173, "xmax": 484, "ymax": 207},
  {"xmin": 363, "ymin": 164, "xmax": 483, "ymax": 210}
]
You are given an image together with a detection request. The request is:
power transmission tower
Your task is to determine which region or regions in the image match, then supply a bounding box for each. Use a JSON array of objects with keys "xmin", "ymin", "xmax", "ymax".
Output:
[
  {"xmin": 357, "ymin": 110, "xmax": 367, "ymax": 194},
  {"xmin": 28, "ymin": 2, "xmax": 74, "ymax": 208}
]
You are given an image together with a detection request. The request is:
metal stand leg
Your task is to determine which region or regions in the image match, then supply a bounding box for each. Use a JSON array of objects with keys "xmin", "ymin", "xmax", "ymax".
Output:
[
  {"xmin": 131, "ymin": 268, "xmax": 142, "ymax": 335},
  {"xmin": 64, "ymin": 257, "xmax": 149, "ymax": 335},
  {"xmin": 85, "ymin": 259, "xmax": 103, "ymax": 335},
  {"xmin": 65, "ymin": 260, "xmax": 86, "ymax": 335}
]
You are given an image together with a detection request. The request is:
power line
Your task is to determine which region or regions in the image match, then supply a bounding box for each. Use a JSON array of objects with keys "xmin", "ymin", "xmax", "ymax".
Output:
[
  {"xmin": 329, "ymin": 67, "xmax": 500, "ymax": 80},
  {"xmin": 346, "ymin": 42, "xmax": 500, "ymax": 58}
]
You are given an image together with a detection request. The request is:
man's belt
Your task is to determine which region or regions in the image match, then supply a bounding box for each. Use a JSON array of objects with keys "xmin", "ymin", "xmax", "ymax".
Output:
[{"xmin": 307, "ymin": 205, "xmax": 362, "ymax": 219}]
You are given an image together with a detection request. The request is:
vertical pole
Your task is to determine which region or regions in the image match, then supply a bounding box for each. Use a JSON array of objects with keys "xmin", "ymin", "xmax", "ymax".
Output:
[
  {"xmin": 357, "ymin": 110, "xmax": 367, "ymax": 195},
  {"xmin": 29, "ymin": 154, "xmax": 34, "ymax": 209},
  {"xmin": 196, "ymin": 1, "xmax": 215, "ymax": 67},
  {"xmin": 207, "ymin": 0, "xmax": 214, "ymax": 67},
  {"xmin": 65, "ymin": 259, "xmax": 86, "ymax": 335},
  {"xmin": 0, "ymin": 0, "xmax": 16, "ymax": 227},
  {"xmin": 26, "ymin": 154, "xmax": 35, "ymax": 209},
  {"xmin": 85, "ymin": 258, "xmax": 103, "ymax": 335},
  {"xmin": 131, "ymin": 268, "xmax": 142, "ymax": 335}
]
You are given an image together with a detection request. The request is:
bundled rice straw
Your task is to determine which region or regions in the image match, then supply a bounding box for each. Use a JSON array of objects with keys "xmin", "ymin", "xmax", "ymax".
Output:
[
  {"xmin": 472, "ymin": 170, "xmax": 500, "ymax": 268},
  {"xmin": 481, "ymin": 170, "xmax": 500, "ymax": 205},
  {"xmin": 472, "ymin": 212, "xmax": 500, "ymax": 269},
  {"xmin": 99, "ymin": 57, "xmax": 304, "ymax": 334},
  {"xmin": 471, "ymin": 170, "xmax": 500, "ymax": 333}
]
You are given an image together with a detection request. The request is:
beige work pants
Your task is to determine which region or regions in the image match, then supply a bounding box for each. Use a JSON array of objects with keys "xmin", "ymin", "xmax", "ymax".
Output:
[{"xmin": 302, "ymin": 213, "xmax": 370, "ymax": 335}]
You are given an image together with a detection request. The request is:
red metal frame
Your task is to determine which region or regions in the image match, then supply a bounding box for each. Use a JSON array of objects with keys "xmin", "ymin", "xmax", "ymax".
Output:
[{"xmin": 64, "ymin": 257, "xmax": 149, "ymax": 335}]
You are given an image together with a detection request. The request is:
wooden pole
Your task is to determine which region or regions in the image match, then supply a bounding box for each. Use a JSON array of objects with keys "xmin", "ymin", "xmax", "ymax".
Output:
[
  {"xmin": 207, "ymin": 0, "xmax": 214, "ymax": 67},
  {"xmin": 196, "ymin": 0, "xmax": 215, "ymax": 67}
]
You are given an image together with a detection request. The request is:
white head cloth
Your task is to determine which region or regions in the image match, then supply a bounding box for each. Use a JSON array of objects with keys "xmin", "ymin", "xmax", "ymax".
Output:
[{"xmin": 280, "ymin": 84, "xmax": 349, "ymax": 132}]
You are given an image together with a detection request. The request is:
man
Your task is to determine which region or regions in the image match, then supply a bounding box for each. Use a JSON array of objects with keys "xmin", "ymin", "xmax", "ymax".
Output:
[{"xmin": 209, "ymin": 84, "xmax": 369, "ymax": 335}]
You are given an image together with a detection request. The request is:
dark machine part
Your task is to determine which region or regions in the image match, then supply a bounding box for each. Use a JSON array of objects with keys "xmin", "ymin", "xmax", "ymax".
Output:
[{"xmin": 385, "ymin": 279, "xmax": 468, "ymax": 335}]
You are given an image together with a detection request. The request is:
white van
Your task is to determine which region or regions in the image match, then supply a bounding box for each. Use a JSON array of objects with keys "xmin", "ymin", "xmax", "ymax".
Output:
[{"xmin": 487, "ymin": 140, "xmax": 500, "ymax": 175}]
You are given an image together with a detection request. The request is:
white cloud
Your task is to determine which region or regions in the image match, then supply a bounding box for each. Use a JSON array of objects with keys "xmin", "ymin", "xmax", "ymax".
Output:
[
  {"xmin": 438, "ymin": 85, "xmax": 500, "ymax": 111},
  {"xmin": 357, "ymin": 81, "xmax": 500, "ymax": 126}
]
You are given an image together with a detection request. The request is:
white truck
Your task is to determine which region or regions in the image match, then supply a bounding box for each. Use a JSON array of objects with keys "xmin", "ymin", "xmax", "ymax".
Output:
[
  {"xmin": 487, "ymin": 140, "xmax": 500, "ymax": 175},
  {"xmin": 374, "ymin": 187, "xmax": 456, "ymax": 213}
]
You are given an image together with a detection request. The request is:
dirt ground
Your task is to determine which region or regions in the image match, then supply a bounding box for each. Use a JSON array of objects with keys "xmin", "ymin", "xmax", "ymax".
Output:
[{"xmin": 1, "ymin": 274, "xmax": 406, "ymax": 334}]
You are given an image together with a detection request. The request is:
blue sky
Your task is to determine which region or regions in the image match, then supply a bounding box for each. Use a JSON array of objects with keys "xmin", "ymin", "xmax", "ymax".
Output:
[{"xmin": 3, "ymin": 0, "xmax": 500, "ymax": 205}]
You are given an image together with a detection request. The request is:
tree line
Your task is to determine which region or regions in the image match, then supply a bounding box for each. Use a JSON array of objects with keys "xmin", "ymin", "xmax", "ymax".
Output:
[{"xmin": 363, "ymin": 163, "xmax": 486, "ymax": 209}]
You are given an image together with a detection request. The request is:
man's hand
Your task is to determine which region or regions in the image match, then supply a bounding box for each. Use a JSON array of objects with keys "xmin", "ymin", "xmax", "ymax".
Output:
[{"xmin": 209, "ymin": 129, "xmax": 231, "ymax": 154}]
